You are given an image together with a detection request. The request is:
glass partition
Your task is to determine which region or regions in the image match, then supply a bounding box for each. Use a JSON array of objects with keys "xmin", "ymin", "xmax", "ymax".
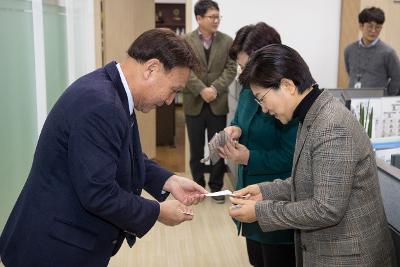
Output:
[
  {"xmin": 0, "ymin": 0, "xmax": 38, "ymax": 231},
  {"xmin": 0, "ymin": 0, "xmax": 95, "ymax": 233},
  {"xmin": 43, "ymin": 1, "xmax": 68, "ymax": 111}
]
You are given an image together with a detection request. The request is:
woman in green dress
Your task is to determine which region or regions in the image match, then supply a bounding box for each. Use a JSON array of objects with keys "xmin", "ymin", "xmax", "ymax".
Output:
[{"xmin": 219, "ymin": 22, "xmax": 298, "ymax": 267}]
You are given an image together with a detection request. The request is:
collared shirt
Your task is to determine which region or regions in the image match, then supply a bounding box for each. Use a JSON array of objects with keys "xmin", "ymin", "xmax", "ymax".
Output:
[
  {"xmin": 117, "ymin": 63, "xmax": 168, "ymax": 195},
  {"xmin": 116, "ymin": 63, "xmax": 134, "ymax": 115},
  {"xmin": 117, "ymin": 63, "xmax": 169, "ymax": 196},
  {"xmin": 292, "ymin": 85, "xmax": 322, "ymax": 123},
  {"xmin": 198, "ymin": 29, "xmax": 216, "ymax": 50},
  {"xmin": 358, "ymin": 38, "xmax": 380, "ymax": 48}
]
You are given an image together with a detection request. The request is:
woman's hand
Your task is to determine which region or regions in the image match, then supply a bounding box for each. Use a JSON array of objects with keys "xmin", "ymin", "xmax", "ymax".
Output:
[
  {"xmin": 229, "ymin": 197, "xmax": 257, "ymax": 223},
  {"xmin": 218, "ymin": 140, "xmax": 250, "ymax": 165},
  {"xmin": 233, "ymin": 184, "xmax": 262, "ymax": 201},
  {"xmin": 224, "ymin": 126, "xmax": 242, "ymax": 140}
]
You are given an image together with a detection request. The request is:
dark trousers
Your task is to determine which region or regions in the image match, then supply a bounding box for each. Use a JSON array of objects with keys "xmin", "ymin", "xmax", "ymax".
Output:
[
  {"xmin": 246, "ymin": 239, "xmax": 296, "ymax": 267},
  {"xmin": 185, "ymin": 104, "xmax": 226, "ymax": 192}
]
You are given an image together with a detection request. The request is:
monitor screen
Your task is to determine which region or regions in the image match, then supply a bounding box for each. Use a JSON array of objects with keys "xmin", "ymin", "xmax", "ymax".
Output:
[{"xmin": 327, "ymin": 88, "xmax": 385, "ymax": 109}]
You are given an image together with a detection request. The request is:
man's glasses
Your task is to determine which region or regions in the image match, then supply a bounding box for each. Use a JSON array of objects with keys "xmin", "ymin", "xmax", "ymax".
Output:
[
  {"xmin": 203, "ymin": 15, "xmax": 222, "ymax": 21},
  {"xmin": 254, "ymin": 89, "xmax": 271, "ymax": 107}
]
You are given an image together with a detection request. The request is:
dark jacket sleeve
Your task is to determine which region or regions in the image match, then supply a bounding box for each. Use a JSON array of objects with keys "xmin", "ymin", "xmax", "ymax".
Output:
[
  {"xmin": 143, "ymin": 155, "xmax": 173, "ymax": 202},
  {"xmin": 68, "ymin": 103, "xmax": 159, "ymax": 238},
  {"xmin": 385, "ymin": 48, "xmax": 400, "ymax": 96}
]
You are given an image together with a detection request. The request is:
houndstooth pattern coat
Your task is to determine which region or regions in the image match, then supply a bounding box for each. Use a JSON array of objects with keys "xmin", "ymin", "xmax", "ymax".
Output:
[{"xmin": 255, "ymin": 90, "xmax": 395, "ymax": 266}]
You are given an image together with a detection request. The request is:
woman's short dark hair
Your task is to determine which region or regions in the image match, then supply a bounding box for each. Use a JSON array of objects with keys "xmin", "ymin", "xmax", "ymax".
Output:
[
  {"xmin": 194, "ymin": 0, "xmax": 219, "ymax": 17},
  {"xmin": 239, "ymin": 44, "xmax": 316, "ymax": 94},
  {"xmin": 358, "ymin": 7, "xmax": 385, "ymax": 24},
  {"xmin": 229, "ymin": 22, "xmax": 281, "ymax": 60},
  {"xmin": 127, "ymin": 28, "xmax": 199, "ymax": 72}
]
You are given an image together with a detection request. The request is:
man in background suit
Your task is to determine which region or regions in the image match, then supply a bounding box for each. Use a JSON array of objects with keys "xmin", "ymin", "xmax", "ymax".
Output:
[
  {"xmin": 230, "ymin": 44, "xmax": 395, "ymax": 266},
  {"xmin": 0, "ymin": 29, "xmax": 207, "ymax": 267},
  {"xmin": 183, "ymin": 0, "xmax": 237, "ymax": 203}
]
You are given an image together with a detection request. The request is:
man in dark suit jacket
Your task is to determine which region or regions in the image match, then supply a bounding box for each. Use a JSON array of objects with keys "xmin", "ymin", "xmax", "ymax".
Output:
[
  {"xmin": 183, "ymin": 0, "xmax": 237, "ymax": 203},
  {"xmin": 0, "ymin": 29, "xmax": 207, "ymax": 267}
]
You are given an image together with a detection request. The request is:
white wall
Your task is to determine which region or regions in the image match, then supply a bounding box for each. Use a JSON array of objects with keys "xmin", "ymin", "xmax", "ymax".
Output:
[{"xmin": 192, "ymin": 0, "xmax": 342, "ymax": 88}]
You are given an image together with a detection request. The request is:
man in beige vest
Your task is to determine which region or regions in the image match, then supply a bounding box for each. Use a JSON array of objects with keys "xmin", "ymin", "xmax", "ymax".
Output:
[{"xmin": 183, "ymin": 0, "xmax": 236, "ymax": 203}]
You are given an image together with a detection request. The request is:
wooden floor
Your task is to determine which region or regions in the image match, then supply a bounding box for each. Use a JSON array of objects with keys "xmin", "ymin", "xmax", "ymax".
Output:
[{"xmin": 108, "ymin": 174, "xmax": 251, "ymax": 267}]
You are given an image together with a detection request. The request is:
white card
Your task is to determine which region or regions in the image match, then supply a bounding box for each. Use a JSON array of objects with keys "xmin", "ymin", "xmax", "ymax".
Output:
[
  {"xmin": 179, "ymin": 209, "xmax": 194, "ymax": 216},
  {"xmin": 205, "ymin": 190, "xmax": 234, "ymax": 197}
]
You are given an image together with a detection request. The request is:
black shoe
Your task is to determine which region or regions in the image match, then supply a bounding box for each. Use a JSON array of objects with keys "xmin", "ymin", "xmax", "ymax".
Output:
[{"xmin": 211, "ymin": 195, "xmax": 225, "ymax": 204}]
